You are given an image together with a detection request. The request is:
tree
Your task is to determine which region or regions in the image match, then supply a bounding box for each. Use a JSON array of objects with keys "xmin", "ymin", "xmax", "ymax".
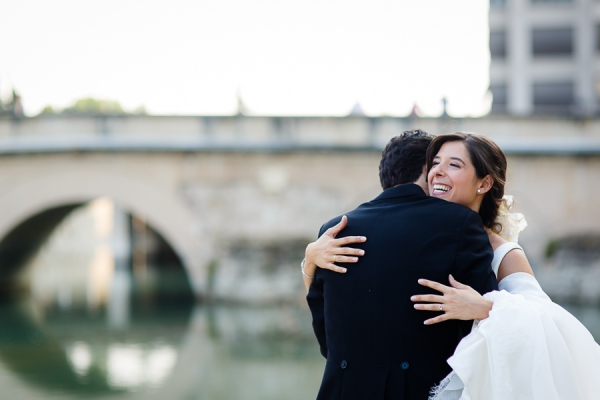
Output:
[
  {"xmin": 38, "ymin": 105, "xmax": 56, "ymax": 115},
  {"xmin": 36, "ymin": 97, "xmax": 145, "ymax": 116},
  {"xmin": 62, "ymin": 98, "xmax": 125, "ymax": 115}
]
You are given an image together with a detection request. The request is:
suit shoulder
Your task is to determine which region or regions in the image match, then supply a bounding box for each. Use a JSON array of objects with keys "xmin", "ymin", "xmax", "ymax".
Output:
[
  {"xmin": 318, "ymin": 199, "xmax": 374, "ymax": 235},
  {"xmin": 321, "ymin": 214, "xmax": 344, "ymax": 232},
  {"xmin": 423, "ymin": 196, "xmax": 481, "ymax": 222},
  {"xmin": 319, "ymin": 208, "xmax": 358, "ymax": 235}
]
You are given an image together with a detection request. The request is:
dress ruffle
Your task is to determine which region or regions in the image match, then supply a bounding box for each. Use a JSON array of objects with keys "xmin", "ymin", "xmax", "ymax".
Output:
[{"xmin": 430, "ymin": 273, "xmax": 600, "ymax": 400}]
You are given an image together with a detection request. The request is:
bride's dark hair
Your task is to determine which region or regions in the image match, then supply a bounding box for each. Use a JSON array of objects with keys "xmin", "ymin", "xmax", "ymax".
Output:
[{"xmin": 426, "ymin": 132, "xmax": 507, "ymax": 232}]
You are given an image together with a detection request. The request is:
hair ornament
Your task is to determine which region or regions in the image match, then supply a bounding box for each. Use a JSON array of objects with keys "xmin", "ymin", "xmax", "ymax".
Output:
[{"xmin": 496, "ymin": 195, "xmax": 527, "ymax": 243}]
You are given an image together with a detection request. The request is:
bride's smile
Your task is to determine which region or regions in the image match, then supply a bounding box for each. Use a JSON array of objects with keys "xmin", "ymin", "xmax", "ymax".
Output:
[
  {"xmin": 428, "ymin": 140, "xmax": 490, "ymax": 213},
  {"xmin": 431, "ymin": 183, "xmax": 451, "ymax": 194}
]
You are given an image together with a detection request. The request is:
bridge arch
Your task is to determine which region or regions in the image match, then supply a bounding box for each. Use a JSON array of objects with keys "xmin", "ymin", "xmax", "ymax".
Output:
[{"xmin": 0, "ymin": 167, "xmax": 211, "ymax": 298}]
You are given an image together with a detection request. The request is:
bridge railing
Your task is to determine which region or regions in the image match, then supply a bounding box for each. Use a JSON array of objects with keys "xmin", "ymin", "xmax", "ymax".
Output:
[{"xmin": 1, "ymin": 115, "xmax": 599, "ymax": 155}]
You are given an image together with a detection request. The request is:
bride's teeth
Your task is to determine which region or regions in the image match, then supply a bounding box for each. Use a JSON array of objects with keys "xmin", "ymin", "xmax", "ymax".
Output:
[{"xmin": 433, "ymin": 184, "xmax": 450, "ymax": 193}]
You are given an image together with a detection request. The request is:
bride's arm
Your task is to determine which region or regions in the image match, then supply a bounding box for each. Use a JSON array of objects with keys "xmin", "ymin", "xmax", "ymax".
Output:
[
  {"xmin": 303, "ymin": 216, "xmax": 367, "ymax": 292},
  {"xmin": 412, "ymin": 247, "xmax": 535, "ymax": 325},
  {"xmin": 496, "ymin": 248, "xmax": 534, "ymax": 282}
]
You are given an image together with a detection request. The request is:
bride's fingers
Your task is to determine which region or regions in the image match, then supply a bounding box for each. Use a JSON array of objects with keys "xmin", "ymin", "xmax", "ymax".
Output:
[
  {"xmin": 448, "ymin": 274, "xmax": 469, "ymax": 289},
  {"xmin": 410, "ymin": 294, "xmax": 444, "ymax": 303},
  {"xmin": 413, "ymin": 303, "xmax": 448, "ymax": 312},
  {"xmin": 332, "ymin": 246, "xmax": 365, "ymax": 256},
  {"xmin": 417, "ymin": 279, "xmax": 451, "ymax": 294},
  {"xmin": 324, "ymin": 215, "xmax": 348, "ymax": 238},
  {"xmin": 322, "ymin": 263, "xmax": 348, "ymax": 274},
  {"xmin": 423, "ymin": 314, "xmax": 448, "ymax": 325},
  {"xmin": 333, "ymin": 236, "xmax": 367, "ymax": 248},
  {"xmin": 330, "ymin": 255, "xmax": 359, "ymax": 264}
]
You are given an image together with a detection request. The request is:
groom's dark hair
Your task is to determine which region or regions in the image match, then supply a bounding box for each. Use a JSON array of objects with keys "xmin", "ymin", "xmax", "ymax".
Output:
[{"xmin": 379, "ymin": 129, "xmax": 434, "ymax": 190}]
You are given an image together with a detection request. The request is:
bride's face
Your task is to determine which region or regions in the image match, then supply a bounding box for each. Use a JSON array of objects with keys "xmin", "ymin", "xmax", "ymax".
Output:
[{"xmin": 428, "ymin": 141, "xmax": 488, "ymax": 212}]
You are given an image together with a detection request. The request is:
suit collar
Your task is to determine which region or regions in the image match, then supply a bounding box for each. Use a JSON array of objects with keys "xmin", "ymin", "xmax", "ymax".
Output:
[{"xmin": 374, "ymin": 183, "xmax": 428, "ymax": 201}]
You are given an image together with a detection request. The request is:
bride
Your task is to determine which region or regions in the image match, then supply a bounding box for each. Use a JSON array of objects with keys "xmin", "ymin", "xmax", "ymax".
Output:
[{"xmin": 301, "ymin": 132, "xmax": 600, "ymax": 399}]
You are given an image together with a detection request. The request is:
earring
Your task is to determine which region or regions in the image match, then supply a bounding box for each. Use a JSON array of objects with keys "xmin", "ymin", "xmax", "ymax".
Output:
[{"xmin": 477, "ymin": 189, "xmax": 481, "ymax": 193}]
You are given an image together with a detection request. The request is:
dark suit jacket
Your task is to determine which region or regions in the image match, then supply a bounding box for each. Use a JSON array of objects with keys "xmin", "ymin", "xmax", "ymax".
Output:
[{"xmin": 307, "ymin": 184, "xmax": 498, "ymax": 400}]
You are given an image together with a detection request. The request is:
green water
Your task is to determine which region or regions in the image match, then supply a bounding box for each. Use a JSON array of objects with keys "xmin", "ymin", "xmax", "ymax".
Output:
[
  {"xmin": 0, "ymin": 298, "xmax": 599, "ymax": 400},
  {"xmin": 0, "ymin": 300, "xmax": 324, "ymax": 400}
]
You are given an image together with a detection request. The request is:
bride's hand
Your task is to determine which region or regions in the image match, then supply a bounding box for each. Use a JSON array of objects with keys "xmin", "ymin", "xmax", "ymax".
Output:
[
  {"xmin": 304, "ymin": 215, "xmax": 367, "ymax": 275},
  {"xmin": 411, "ymin": 275, "xmax": 493, "ymax": 325}
]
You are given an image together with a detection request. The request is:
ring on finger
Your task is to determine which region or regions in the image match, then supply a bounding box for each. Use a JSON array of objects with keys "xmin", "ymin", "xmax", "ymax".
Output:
[
  {"xmin": 439, "ymin": 304, "xmax": 443, "ymax": 311},
  {"xmin": 333, "ymin": 255, "xmax": 337, "ymax": 263}
]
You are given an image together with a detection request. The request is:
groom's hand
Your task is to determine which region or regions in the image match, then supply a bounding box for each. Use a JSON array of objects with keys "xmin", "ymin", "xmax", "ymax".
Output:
[
  {"xmin": 411, "ymin": 275, "xmax": 493, "ymax": 325},
  {"xmin": 305, "ymin": 216, "xmax": 367, "ymax": 274}
]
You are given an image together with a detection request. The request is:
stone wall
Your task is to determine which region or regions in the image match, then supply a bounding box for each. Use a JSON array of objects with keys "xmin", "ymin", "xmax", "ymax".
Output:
[{"xmin": 0, "ymin": 115, "xmax": 598, "ymax": 301}]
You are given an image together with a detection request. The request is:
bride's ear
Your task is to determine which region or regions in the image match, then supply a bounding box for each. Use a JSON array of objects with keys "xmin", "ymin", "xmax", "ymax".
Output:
[{"xmin": 477, "ymin": 175, "xmax": 494, "ymax": 195}]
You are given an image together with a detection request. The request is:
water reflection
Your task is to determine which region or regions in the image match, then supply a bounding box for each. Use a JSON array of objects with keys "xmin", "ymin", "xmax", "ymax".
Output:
[
  {"xmin": 0, "ymin": 300, "xmax": 116, "ymax": 396},
  {"xmin": 0, "ymin": 300, "xmax": 323, "ymax": 399},
  {"xmin": 0, "ymin": 199, "xmax": 324, "ymax": 399},
  {"xmin": 1, "ymin": 297, "xmax": 596, "ymax": 400},
  {"xmin": 105, "ymin": 343, "xmax": 177, "ymax": 390}
]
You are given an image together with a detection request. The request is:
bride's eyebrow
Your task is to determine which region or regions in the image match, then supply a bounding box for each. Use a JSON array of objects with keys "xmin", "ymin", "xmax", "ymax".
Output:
[{"xmin": 450, "ymin": 157, "xmax": 465, "ymax": 164}]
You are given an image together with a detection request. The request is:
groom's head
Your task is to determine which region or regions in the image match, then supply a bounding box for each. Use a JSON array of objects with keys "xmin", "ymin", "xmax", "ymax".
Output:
[{"xmin": 379, "ymin": 129, "xmax": 434, "ymax": 191}]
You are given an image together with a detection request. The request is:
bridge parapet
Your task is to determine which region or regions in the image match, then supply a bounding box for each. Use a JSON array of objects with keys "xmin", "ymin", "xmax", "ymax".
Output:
[{"xmin": 0, "ymin": 115, "xmax": 599, "ymax": 155}]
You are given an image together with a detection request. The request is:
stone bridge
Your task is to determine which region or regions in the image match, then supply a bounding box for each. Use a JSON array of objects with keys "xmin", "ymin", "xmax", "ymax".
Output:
[{"xmin": 0, "ymin": 115, "xmax": 599, "ymax": 298}]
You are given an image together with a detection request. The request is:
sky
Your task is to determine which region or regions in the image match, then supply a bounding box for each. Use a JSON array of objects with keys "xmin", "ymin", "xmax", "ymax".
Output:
[{"xmin": 0, "ymin": 0, "xmax": 491, "ymax": 117}]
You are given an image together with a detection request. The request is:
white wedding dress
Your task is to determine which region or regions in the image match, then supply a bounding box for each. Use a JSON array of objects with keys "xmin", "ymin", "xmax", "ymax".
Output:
[{"xmin": 430, "ymin": 242, "xmax": 600, "ymax": 400}]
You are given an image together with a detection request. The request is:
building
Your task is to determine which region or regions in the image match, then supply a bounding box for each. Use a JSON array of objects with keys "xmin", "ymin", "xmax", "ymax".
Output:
[{"xmin": 489, "ymin": 0, "xmax": 600, "ymax": 116}]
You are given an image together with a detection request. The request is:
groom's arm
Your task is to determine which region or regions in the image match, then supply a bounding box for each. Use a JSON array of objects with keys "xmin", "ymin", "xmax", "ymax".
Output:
[
  {"xmin": 452, "ymin": 211, "xmax": 498, "ymax": 295},
  {"xmin": 307, "ymin": 277, "xmax": 327, "ymax": 358},
  {"xmin": 306, "ymin": 224, "xmax": 329, "ymax": 358}
]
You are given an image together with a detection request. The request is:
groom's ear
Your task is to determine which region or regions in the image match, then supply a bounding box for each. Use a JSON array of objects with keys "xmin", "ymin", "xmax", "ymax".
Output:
[{"xmin": 414, "ymin": 164, "xmax": 429, "ymax": 193}]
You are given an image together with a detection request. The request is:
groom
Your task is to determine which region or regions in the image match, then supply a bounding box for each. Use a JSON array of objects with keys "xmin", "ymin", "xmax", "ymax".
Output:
[{"xmin": 306, "ymin": 130, "xmax": 498, "ymax": 399}]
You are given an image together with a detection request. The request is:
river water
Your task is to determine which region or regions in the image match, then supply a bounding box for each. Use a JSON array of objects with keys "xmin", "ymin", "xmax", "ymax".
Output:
[
  {"xmin": 0, "ymin": 300, "xmax": 325, "ymax": 400},
  {"xmin": 0, "ymin": 298, "xmax": 598, "ymax": 400}
]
